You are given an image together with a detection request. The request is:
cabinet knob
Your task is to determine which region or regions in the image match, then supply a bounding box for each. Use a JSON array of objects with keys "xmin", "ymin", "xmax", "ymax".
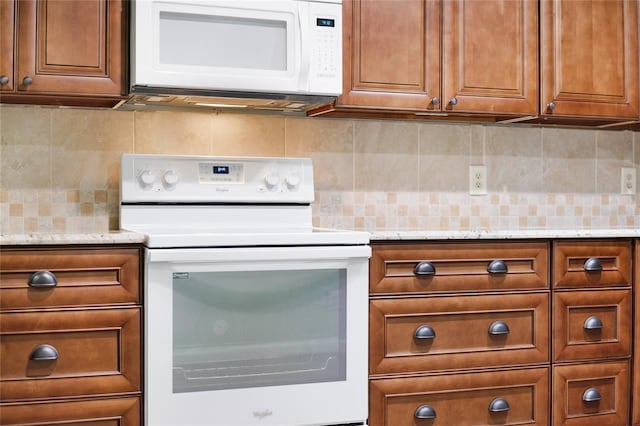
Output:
[
  {"xmin": 431, "ymin": 96, "xmax": 440, "ymax": 105},
  {"xmin": 583, "ymin": 316, "xmax": 604, "ymax": 330},
  {"xmin": 489, "ymin": 398, "xmax": 510, "ymax": 413},
  {"xmin": 487, "ymin": 259, "xmax": 508, "ymax": 274},
  {"xmin": 29, "ymin": 344, "xmax": 59, "ymax": 361},
  {"xmin": 488, "ymin": 321, "xmax": 510, "ymax": 336},
  {"xmin": 582, "ymin": 387, "xmax": 601, "ymax": 402},
  {"xmin": 414, "ymin": 325, "xmax": 436, "ymax": 340},
  {"xmin": 0, "ymin": 75, "xmax": 8, "ymax": 85},
  {"xmin": 22, "ymin": 76, "xmax": 33, "ymax": 86},
  {"xmin": 414, "ymin": 405, "xmax": 437, "ymax": 419},
  {"xmin": 449, "ymin": 97, "xmax": 458, "ymax": 106},
  {"xmin": 546, "ymin": 102, "xmax": 556, "ymax": 111},
  {"xmin": 28, "ymin": 270, "xmax": 58, "ymax": 288},
  {"xmin": 583, "ymin": 257, "xmax": 603, "ymax": 272},
  {"xmin": 414, "ymin": 261, "xmax": 436, "ymax": 276}
]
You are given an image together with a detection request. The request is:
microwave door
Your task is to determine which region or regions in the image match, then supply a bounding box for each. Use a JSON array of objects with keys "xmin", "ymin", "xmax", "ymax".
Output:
[{"xmin": 134, "ymin": 0, "xmax": 303, "ymax": 93}]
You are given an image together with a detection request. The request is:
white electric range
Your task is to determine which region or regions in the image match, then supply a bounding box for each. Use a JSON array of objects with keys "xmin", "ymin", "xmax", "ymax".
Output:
[{"xmin": 120, "ymin": 154, "xmax": 370, "ymax": 426}]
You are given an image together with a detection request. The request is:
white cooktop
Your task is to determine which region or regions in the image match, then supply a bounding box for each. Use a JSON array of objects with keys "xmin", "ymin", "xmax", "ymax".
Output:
[{"xmin": 119, "ymin": 154, "xmax": 369, "ymax": 248}]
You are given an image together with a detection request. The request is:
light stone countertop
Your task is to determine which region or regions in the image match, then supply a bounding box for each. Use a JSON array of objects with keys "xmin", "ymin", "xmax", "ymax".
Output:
[
  {"xmin": 0, "ymin": 231, "xmax": 146, "ymax": 246},
  {"xmin": 2, "ymin": 228, "xmax": 640, "ymax": 246},
  {"xmin": 368, "ymin": 228, "xmax": 640, "ymax": 240}
]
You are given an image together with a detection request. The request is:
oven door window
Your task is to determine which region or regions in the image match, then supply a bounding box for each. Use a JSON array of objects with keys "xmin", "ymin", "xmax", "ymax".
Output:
[{"xmin": 172, "ymin": 269, "xmax": 346, "ymax": 393}]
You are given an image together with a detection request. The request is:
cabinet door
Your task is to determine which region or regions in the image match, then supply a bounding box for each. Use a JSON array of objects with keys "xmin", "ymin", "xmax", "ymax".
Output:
[
  {"xmin": 15, "ymin": 0, "xmax": 125, "ymax": 96},
  {"xmin": 338, "ymin": 0, "xmax": 440, "ymax": 111},
  {"xmin": 0, "ymin": 0, "xmax": 15, "ymax": 92},
  {"xmin": 540, "ymin": 0, "xmax": 639, "ymax": 119},
  {"xmin": 442, "ymin": 0, "xmax": 538, "ymax": 115}
]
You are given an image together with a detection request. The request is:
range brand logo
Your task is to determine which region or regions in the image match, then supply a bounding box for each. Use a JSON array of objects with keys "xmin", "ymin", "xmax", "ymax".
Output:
[{"xmin": 252, "ymin": 409, "xmax": 273, "ymax": 420}]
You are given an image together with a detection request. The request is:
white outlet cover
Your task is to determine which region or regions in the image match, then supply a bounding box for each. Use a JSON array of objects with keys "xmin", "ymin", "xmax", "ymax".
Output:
[
  {"xmin": 469, "ymin": 165, "xmax": 488, "ymax": 195},
  {"xmin": 621, "ymin": 167, "xmax": 636, "ymax": 194}
]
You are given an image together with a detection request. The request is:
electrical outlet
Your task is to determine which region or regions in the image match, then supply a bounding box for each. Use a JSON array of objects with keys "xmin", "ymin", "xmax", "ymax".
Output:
[
  {"xmin": 469, "ymin": 165, "xmax": 487, "ymax": 195},
  {"xmin": 621, "ymin": 167, "xmax": 636, "ymax": 194}
]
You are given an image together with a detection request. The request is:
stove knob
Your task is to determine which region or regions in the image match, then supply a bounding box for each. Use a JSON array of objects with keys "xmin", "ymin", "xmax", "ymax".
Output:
[
  {"xmin": 163, "ymin": 170, "xmax": 179, "ymax": 187},
  {"xmin": 139, "ymin": 170, "xmax": 156, "ymax": 187},
  {"xmin": 264, "ymin": 173, "xmax": 280, "ymax": 191},
  {"xmin": 286, "ymin": 173, "xmax": 302, "ymax": 190}
]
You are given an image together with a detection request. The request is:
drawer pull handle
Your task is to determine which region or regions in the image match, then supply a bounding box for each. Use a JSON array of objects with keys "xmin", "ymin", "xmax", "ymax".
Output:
[
  {"xmin": 29, "ymin": 344, "xmax": 59, "ymax": 361},
  {"xmin": 582, "ymin": 388, "xmax": 601, "ymax": 402},
  {"xmin": 28, "ymin": 271, "xmax": 58, "ymax": 287},
  {"xmin": 583, "ymin": 257, "xmax": 603, "ymax": 272},
  {"xmin": 414, "ymin": 261, "xmax": 436, "ymax": 276},
  {"xmin": 488, "ymin": 321, "xmax": 510, "ymax": 335},
  {"xmin": 487, "ymin": 259, "xmax": 508, "ymax": 274},
  {"xmin": 414, "ymin": 405, "xmax": 437, "ymax": 419},
  {"xmin": 489, "ymin": 398, "xmax": 510, "ymax": 413},
  {"xmin": 584, "ymin": 316, "xmax": 604, "ymax": 330},
  {"xmin": 414, "ymin": 325, "xmax": 436, "ymax": 340}
]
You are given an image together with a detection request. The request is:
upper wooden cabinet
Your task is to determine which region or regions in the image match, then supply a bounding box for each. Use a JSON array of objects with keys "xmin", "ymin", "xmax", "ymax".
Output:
[
  {"xmin": 338, "ymin": 0, "xmax": 440, "ymax": 111},
  {"xmin": 540, "ymin": 0, "xmax": 639, "ymax": 120},
  {"xmin": 0, "ymin": 0, "xmax": 127, "ymax": 107},
  {"xmin": 337, "ymin": 0, "xmax": 539, "ymax": 117}
]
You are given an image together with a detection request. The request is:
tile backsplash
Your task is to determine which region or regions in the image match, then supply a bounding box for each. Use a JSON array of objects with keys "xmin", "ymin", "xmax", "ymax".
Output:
[{"xmin": 1, "ymin": 104, "xmax": 639, "ymax": 234}]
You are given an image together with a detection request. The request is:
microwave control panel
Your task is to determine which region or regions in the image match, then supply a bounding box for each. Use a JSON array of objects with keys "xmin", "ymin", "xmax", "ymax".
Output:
[{"xmin": 121, "ymin": 154, "xmax": 314, "ymax": 203}]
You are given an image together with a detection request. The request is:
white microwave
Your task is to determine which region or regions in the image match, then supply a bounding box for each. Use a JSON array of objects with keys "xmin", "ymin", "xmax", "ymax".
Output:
[{"xmin": 126, "ymin": 0, "xmax": 342, "ymax": 113}]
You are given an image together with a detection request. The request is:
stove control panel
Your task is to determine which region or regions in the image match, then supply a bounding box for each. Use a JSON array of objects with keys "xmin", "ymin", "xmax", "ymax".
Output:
[{"xmin": 121, "ymin": 154, "xmax": 314, "ymax": 203}]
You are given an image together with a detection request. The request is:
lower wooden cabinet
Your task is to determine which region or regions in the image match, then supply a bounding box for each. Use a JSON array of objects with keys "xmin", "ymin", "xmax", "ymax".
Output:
[
  {"xmin": 370, "ymin": 238, "xmax": 635, "ymax": 426},
  {"xmin": 0, "ymin": 245, "xmax": 143, "ymax": 426},
  {"xmin": 370, "ymin": 367, "xmax": 550, "ymax": 426},
  {"xmin": 0, "ymin": 396, "xmax": 141, "ymax": 426}
]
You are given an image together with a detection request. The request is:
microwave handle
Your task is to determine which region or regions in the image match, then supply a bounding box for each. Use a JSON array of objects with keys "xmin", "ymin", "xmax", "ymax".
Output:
[{"xmin": 297, "ymin": 2, "xmax": 311, "ymax": 90}]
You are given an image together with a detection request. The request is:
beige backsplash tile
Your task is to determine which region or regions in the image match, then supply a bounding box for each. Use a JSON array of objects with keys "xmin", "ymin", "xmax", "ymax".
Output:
[
  {"xmin": 596, "ymin": 130, "xmax": 634, "ymax": 193},
  {"xmin": 1, "ymin": 106, "xmax": 52, "ymax": 189},
  {"xmin": 134, "ymin": 110, "xmax": 214, "ymax": 154},
  {"xmin": 51, "ymin": 108, "xmax": 134, "ymax": 189},
  {"xmin": 213, "ymin": 114, "xmax": 285, "ymax": 156},
  {"xmin": 286, "ymin": 117, "xmax": 353, "ymax": 191},
  {"xmin": 418, "ymin": 122, "xmax": 472, "ymax": 192},
  {"xmin": 542, "ymin": 127, "xmax": 597, "ymax": 193},
  {"xmin": 354, "ymin": 120, "xmax": 419, "ymax": 191},
  {"xmin": 485, "ymin": 125, "xmax": 543, "ymax": 192}
]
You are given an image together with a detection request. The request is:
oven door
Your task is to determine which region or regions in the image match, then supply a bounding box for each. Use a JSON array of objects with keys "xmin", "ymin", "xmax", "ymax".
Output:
[{"xmin": 145, "ymin": 245, "xmax": 370, "ymax": 426}]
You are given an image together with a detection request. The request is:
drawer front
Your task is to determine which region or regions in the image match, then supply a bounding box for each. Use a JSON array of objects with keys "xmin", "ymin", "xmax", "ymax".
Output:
[
  {"xmin": 0, "ymin": 308, "xmax": 141, "ymax": 400},
  {"xmin": 552, "ymin": 240, "xmax": 631, "ymax": 289},
  {"xmin": 0, "ymin": 247, "xmax": 141, "ymax": 309},
  {"xmin": 370, "ymin": 292, "xmax": 549, "ymax": 375},
  {"xmin": 369, "ymin": 367, "xmax": 549, "ymax": 426},
  {"xmin": 0, "ymin": 396, "xmax": 140, "ymax": 425},
  {"xmin": 553, "ymin": 361, "xmax": 630, "ymax": 426},
  {"xmin": 553, "ymin": 289, "xmax": 632, "ymax": 362},
  {"xmin": 370, "ymin": 241, "xmax": 549, "ymax": 294}
]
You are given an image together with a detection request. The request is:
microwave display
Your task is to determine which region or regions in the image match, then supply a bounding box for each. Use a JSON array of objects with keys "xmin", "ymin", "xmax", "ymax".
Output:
[{"xmin": 317, "ymin": 18, "xmax": 335, "ymax": 27}]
